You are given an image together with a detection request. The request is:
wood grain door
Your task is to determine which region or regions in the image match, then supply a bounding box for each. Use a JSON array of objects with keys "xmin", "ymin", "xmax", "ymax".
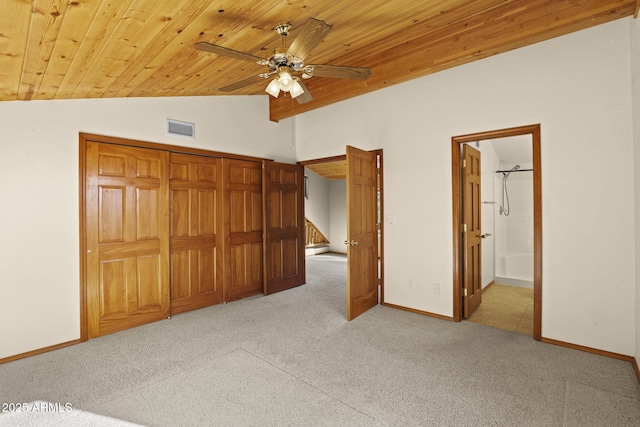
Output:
[
  {"xmin": 223, "ymin": 159, "xmax": 264, "ymax": 301},
  {"xmin": 346, "ymin": 146, "xmax": 378, "ymax": 320},
  {"xmin": 169, "ymin": 154, "xmax": 223, "ymax": 315},
  {"xmin": 86, "ymin": 142, "xmax": 170, "ymax": 337},
  {"xmin": 263, "ymin": 161, "xmax": 305, "ymax": 295},
  {"xmin": 463, "ymin": 144, "xmax": 482, "ymax": 318}
]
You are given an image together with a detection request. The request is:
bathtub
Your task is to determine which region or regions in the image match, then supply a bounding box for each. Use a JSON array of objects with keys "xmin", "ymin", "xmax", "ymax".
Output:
[{"xmin": 496, "ymin": 252, "xmax": 533, "ymax": 288}]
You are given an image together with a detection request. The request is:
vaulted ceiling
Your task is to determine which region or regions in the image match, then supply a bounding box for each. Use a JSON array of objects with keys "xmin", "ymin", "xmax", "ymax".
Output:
[{"xmin": 1, "ymin": 1, "xmax": 637, "ymax": 122}]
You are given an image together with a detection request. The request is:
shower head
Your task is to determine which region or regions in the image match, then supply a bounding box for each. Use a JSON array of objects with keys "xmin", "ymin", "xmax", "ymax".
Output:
[
  {"xmin": 500, "ymin": 164, "xmax": 521, "ymax": 216},
  {"xmin": 504, "ymin": 164, "xmax": 521, "ymax": 178}
]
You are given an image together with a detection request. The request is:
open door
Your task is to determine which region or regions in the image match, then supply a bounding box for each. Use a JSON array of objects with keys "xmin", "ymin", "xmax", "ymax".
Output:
[
  {"xmin": 263, "ymin": 161, "xmax": 305, "ymax": 295},
  {"xmin": 346, "ymin": 146, "xmax": 378, "ymax": 320},
  {"xmin": 462, "ymin": 144, "xmax": 482, "ymax": 318}
]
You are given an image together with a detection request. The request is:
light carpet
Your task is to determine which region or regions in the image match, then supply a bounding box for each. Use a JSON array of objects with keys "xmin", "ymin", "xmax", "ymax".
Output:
[{"xmin": 1, "ymin": 253, "xmax": 639, "ymax": 426}]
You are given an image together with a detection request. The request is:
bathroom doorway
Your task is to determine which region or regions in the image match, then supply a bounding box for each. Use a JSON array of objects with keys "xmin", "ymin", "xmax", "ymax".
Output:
[{"xmin": 451, "ymin": 124, "xmax": 542, "ymax": 340}]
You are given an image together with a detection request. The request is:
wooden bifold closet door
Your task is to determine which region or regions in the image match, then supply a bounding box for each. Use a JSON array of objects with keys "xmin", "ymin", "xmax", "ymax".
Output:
[
  {"xmin": 263, "ymin": 161, "xmax": 305, "ymax": 295},
  {"xmin": 84, "ymin": 137, "xmax": 303, "ymax": 338},
  {"xmin": 169, "ymin": 154, "xmax": 223, "ymax": 315},
  {"xmin": 223, "ymin": 159, "xmax": 264, "ymax": 301},
  {"xmin": 85, "ymin": 142, "xmax": 170, "ymax": 338}
]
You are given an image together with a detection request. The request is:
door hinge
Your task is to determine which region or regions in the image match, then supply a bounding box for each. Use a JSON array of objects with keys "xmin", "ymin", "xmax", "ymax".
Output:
[
  {"xmin": 463, "ymin": 288, "xmax": 468, "ymax": 297},
  {"xmin": 463, "ymin": 223, "xmax": 467, "ymax": 232},
  {"xmin": 462, "ymin": 159, "xmax": 467, "ymax": 168}
]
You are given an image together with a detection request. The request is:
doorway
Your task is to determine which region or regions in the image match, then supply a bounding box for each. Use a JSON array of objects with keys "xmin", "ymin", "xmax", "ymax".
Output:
[
  {"xmin": 451, "ymin": 125, "xmax": 542, "ymax": 340},
  {"xmin": 299, "ymin": 147, "xmax": 384, "ymax": 320}
]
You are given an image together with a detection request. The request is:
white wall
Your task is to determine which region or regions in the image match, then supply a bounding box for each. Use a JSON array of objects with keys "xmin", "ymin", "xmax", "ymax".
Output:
[
  {"xmin": 471, "ymin": 141, "xmax": 500, "ymax": 288},
  {"xmin": 495, "ymin": 161, "xmax": 534, "ymax": 285},
  {"xmin": 303, "ymin": 168, "xmax": 330, "ymax": 237},
  {"xmin": 295, "ymin": 19, "xmax": 636, "ymax": 356},
  {"xmin": 631, "ymin": 16, "xmax": 640, "ymax": 364},
  {"xmin": 303, "ymin": 169, "xmax": 346, "ymax": 254},
  {"xmin": 498, "ymin": 163, "xmax": 533, "ymax": 256},
  {"xmin": 329, "ymin": 180, "xmax": 347, "ymax": 254},
  {"xmin": 0, "ymin": 96, "xmax": 294, "ymax": 360},
  {"xmin": 494, "ymin": 166, "xmax": 507, "ymax": 272},
  {"xmin": 503, "ymin": 163, "xmax": 533, "ymax": 254}
]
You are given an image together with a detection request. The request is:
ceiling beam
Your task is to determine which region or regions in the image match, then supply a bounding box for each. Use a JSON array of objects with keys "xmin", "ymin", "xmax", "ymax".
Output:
[{"xmin": 269, "ymin": 0, "xmax": 636, "ymax": 121}]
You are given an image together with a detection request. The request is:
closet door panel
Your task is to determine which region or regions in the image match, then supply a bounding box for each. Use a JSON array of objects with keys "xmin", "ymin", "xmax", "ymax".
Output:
[
  {"xmin": 86, "ymin": 142, "xmax": 170, "ymax": 338},
  {"xmin": 170, "ymin": 251, "xmax": 191, "ymax": 300},
  {"xmin": 263, "ymin": 162, "xmax": 304, "ymax": 295},
  {"xmin": 169, "ymin": 154, "xmax": 223, "ymax": 315},
  {"xmin": 223, "ymin": 159, "xmax": 263, "ymax": 301}
]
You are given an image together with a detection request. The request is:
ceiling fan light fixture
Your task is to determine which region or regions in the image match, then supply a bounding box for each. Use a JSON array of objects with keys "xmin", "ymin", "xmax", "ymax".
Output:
[
  {"xmin": 290, "ymin": 79, "xmax": 304, "ymax": 98},
  {"xmin": 265, "ymin": 78, "xmax": 281, "ymax": 98},
  {"xmin": 302, "ymin": 65, "xmax": 314, "ymax": 79},
  {"xmin": 199, "ymin": 18, "xmax": 371, "ymax": 105},
  {"xmin": 277, "ymin": 67, "xmax": 294, "ymax": 91}
]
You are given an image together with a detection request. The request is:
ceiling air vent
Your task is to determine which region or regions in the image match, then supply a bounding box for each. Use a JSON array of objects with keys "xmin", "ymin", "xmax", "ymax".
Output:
[{"xmin": 167, "ymin": 119, "xmax": 195, "ymax": 139}]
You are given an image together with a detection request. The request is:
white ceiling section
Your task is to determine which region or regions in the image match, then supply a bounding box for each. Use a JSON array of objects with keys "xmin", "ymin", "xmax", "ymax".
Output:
[{"xmin": 490, "ymin": 136, "xmax": 533, "ymax": 165}]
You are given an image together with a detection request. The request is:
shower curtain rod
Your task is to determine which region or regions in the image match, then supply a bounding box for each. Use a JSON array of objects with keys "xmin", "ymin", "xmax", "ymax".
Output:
[{"xmin": 495, "ymin": 168, "xmax": 533, "ymax": 174}]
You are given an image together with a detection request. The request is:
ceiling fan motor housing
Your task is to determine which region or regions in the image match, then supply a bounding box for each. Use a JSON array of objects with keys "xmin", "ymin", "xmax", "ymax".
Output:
[{"xmin": 274, "ymin": 23, "xmax": 291, "ymax": 37}]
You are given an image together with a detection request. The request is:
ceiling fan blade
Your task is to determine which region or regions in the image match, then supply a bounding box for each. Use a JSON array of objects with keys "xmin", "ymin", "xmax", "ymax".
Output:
[
  {"xmin": 306, "ymin": 64, "xmax": 371, "ymax": 80},
  {"xmin": 195, "ymin": 42, "xmax": 265, "ymax": 64},
  {"xmin": 295, "ymin": 80, "xmax": 314, "ymax": 104},
  {"xmin": 286, "ymin": 18, "xmax": 332, "ymax": 61},
  {"xmin": 219, "ymin": 74, "xmax": 268, "ymax": 92}
]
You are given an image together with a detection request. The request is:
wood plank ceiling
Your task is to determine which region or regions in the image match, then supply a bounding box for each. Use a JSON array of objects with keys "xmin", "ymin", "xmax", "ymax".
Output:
[
  {"xmin": 1, "ymin": 1, "xmax": 637, "ymax": 122},
  {"xmin": 304, "ymin": 159, "xmax": 347, "ymax": 180}
]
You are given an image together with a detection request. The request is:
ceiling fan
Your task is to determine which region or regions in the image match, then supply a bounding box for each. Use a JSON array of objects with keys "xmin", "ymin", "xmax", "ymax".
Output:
[{"xmin": 194, "ymin": 18, "xmax": 371, "ymax": 104}]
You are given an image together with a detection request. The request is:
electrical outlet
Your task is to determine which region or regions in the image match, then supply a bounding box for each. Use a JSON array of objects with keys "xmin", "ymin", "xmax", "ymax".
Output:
[
  {"xmin": 433, "ymin": 283, "xmax": 440, "ymax": 294},
  {"xmin": 409, "ymin": 279, "xmax": 415, "ymax": 289}
]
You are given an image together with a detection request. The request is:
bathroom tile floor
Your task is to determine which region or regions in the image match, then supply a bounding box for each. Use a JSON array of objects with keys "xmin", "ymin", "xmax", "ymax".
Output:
[{"xmin": 466, "ymin": 283, "xmax": 534, "ymax": 335}]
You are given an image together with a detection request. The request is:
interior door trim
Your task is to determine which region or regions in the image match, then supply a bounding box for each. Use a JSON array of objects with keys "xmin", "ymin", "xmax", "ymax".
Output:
[
  {"xmin": 79, "ymin": 133, "xmax": 269, "ymax": 163},
  {"xmin": 451, "ymin": 124, "xmax": 542, "ymax": 340}
]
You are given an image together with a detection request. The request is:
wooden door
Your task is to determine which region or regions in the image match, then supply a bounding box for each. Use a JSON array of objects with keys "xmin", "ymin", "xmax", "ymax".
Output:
[
  {"xmin": 86, "ymin": 142, "xmax": 169, "ymax": 337},
  {"xmin": 463, "ymin": 144, "xmax": 482, "ymax": 318},
  {"xmin": 263, "ymin": 161, "xmax": 305, "ymax": 295},
  {"xmin": 346, "ymin": 146, "xmax": 378, "ymax": 320},
  {"xmin": 223, "ymin": 159, "xmax": 264, "ymax": 301},
  {"xmin": 169, "ymin": 154, "xmax": 223, "ymax": 315}
]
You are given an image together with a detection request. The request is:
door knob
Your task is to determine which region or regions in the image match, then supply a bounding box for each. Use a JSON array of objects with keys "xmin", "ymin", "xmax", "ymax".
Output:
[{"xmin": 344, "ymin": 240, "xmax": 359, "ymax": 246}]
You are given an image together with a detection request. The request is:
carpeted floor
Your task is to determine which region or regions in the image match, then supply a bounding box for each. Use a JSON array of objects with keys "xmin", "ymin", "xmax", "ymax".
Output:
[{"xmin": 1, "ymin": 253, "xmax": 639, "ymax": 426}]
